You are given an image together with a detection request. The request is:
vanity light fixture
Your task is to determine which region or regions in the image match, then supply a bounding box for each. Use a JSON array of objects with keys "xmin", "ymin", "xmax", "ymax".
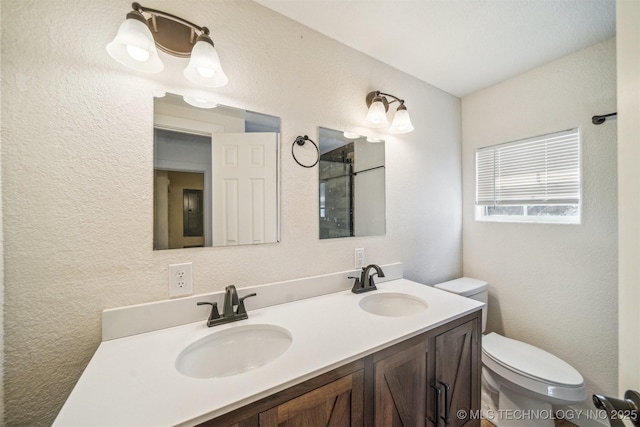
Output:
[
  {"xmin": 107, "ymin": 2, "xmax": 228, "ymax": 88},
  {"xmin": 364, "ymin": 91, "xmax": 414, "ymax": 134}
]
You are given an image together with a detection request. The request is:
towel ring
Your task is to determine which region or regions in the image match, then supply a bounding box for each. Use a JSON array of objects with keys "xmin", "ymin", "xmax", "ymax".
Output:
[
  {"xmin": 291, "ymin": 135, "xmax": 319, "ymax": 168},
  {"xmin": 592, "ymin": 112, "xmax": 617, "ymax": 125}
]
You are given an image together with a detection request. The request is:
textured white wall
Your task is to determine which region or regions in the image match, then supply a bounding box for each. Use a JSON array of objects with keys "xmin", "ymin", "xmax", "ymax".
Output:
[
  {"xmin": 0, "ymin": 0, "xmax": 4, "ymax": 423},
  {"xmin": 1, "ymin": 0, "xmax": 462, "ymax": 424},
  {"xmin": 616, "ymin": 0, "xmax": 640, "ymax": 395},
  {"xmin": 462, "ymin": 39, "xmax": 618, "ymax": 404}
]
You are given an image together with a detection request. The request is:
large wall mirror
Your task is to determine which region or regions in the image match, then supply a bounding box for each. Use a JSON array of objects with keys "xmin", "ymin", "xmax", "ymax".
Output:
[
  {"xmin": 318, "ymin": 127, "xmax": 385, "ymax": 239},
  {"xmin": 154, "ymin": 93, "xmax": 280, "ymax": 250}
]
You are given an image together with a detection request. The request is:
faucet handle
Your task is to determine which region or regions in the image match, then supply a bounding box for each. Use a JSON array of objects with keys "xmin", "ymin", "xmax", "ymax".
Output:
[
  {"xmin": 236, "ymin": 293, "xmax": 257, "ymax": 316},
  {"xmin": 197, "ymin": 301, "xmax": 220, "ymax": 322},
  {"xmin": 348, "ymin": 276, "xmax": 362, "ymax": 293}
]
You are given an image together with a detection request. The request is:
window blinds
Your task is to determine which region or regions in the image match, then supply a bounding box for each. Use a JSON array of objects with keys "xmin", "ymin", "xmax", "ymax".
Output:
[{"xmin": 476, "ymin": 129, "xmax": 580, "ymax": 206}]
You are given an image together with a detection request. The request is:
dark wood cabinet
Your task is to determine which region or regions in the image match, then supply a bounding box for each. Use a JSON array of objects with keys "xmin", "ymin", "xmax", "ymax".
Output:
[
  {"xmin": 433, "ymin": 319, "xmax": 479, "ymax": 427},
  {"xmin": 372, "ymin": 316, "xmax": 479, "ymax": 427},
  {"xmin": 204, "ymin": 311, "xmax": 480, "ymax": 427},
  {"xmin": 259, "ymin": 370, "xmax": 364, "ymax": 427},
  {"xmin": 204, "ymin": 362, "xmax": 365, "ymax": 427},
  {"xmin": 373, "ymin": 339, "xmax": 429, "ymax": 426}
]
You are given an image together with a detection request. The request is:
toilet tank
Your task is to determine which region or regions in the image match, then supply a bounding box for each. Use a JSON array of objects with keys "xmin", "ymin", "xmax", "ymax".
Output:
[{"xmin": 434, "ymin": 277, "xmax": 488, "ymax": 332}]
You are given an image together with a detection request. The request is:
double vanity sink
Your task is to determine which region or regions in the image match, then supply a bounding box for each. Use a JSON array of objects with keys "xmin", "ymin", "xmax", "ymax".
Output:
[
  {"xmin": 177, "ymin": 291, "xmax": 429, "ymax": 380},
  {"xmin": 54, "ymin": 270, "xmax": 483, "ymax": 426}
]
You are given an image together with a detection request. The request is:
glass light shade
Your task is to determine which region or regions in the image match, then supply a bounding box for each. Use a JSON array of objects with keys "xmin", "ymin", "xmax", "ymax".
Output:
[
  {"xmin": 343, "ymin": 131, "xmax": 361, "ymax": 139},
  {"xmin": 388, "ymin": 108, "xmax": 414, "ymax": 134},
  {"xmin": 182, "ymin": 96, "xmax": 218, "ymax": 109},
  {"xmin": 366, "ymin": 136, "xmax": 384, "ymax": 143},
  {"xmin": 106, "ymin": 16, "xmax": 163, "ymax": 73},
  {"xmin": 184, "ymin": 39, "xmax": 229, "ymax": 88},
  {"xmin": 365, "ymin": 100, "xmax": 389, "ymax": 128}
]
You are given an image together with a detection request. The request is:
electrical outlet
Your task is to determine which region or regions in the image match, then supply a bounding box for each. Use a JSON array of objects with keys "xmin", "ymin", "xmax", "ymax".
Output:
[
  {"xmin": 354, "ymin": 248, "xmax": 365, "ymax": 269},
  {"xmin": 169, "ymin": 262, "xmax": 193, "ymax": 297}
]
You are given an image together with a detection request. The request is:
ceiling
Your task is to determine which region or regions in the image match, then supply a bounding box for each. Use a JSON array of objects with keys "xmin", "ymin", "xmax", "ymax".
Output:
[{"xmin": 254, "ymin": 0, "xmax": 616, "ymax": 98}]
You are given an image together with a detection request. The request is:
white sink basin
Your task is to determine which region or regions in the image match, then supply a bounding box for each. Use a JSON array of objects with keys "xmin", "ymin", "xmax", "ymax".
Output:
[
  {"xmin": 175, "ymin": 324, "xmax": 292, "ymax": 379},
  {"xmin": 359, "ymin": 292, "xmax": 428, "ymax": 317}
]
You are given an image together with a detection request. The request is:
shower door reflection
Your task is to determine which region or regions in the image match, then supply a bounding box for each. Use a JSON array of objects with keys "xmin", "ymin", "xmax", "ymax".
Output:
[
  {"xmin": 318, "ymin": 127, "xmax": 385, "ymax": 239},
  {"xmin": 320, "ymin": 158, "xmax": 353, "ymax": 238}
]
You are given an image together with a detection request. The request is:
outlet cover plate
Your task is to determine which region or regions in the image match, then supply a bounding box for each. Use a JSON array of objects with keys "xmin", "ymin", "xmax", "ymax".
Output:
[
  {"xmin": 355, "ymin": 248, "xmax": 365, "ymax": 269},
  {"xmin": 169, "ymin": 263, "xmax": 193, "ymax": 298}
]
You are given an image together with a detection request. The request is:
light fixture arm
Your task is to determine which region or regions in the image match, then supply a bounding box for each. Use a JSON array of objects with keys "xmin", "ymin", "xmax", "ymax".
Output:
[
  {"xmin": 131, "ymin": 2, "xmax": 209, "ymax": 35},
  {"xmin": 377, "ymin": 91, "xmax": 405, "ymax": 106},
  {"xmin": 365, "ymin": 91, "xmax": 406, "ymax": 112}
]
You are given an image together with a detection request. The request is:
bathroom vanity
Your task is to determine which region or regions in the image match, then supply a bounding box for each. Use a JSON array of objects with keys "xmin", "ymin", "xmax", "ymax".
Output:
[
  {"xmin": 208, "ymin": 312, "xmax": 479, "ymax": 427},
  {"xmin": 54, "ymin": 266, "xmax": 483, "ymax": 426}
]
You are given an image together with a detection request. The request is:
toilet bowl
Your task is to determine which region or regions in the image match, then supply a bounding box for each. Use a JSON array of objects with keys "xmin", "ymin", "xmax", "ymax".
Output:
[{"xmin": 434, "ymin": 278, "xmax": 586, "ymax": 427}]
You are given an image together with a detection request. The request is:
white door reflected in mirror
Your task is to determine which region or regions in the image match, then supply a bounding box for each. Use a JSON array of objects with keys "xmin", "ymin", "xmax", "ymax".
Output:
[{"xmin": 212, "ymin": 133, "xmax": 278, "ymax": 246}]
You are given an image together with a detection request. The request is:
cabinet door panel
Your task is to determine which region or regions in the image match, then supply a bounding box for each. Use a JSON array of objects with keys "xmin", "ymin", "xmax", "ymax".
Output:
[
  {"xmin": 435, "ymin": 320, "xmax": 479, "ymax": 427},
  {"xmin": 374, "ymin": 341, "xmax": 428, "ymax": 427},
  {"xmin": 260, "ymin": 370, "xmax": 364, "ymax": 427}
]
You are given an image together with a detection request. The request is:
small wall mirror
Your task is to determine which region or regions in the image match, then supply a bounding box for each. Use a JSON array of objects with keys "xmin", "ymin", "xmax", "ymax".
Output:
[
  {"xmin": 154, "ymin": 93, "xmax": 280, "ymax": 249},
  {"xmin": 318, "ymin": 127, "xmax": 385, "ymax": 239}
]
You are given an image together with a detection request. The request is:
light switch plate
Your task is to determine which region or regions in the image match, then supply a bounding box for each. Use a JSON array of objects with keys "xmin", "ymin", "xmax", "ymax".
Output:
[{"xmin": 169, "ymin": 263, "xmax": 193, "ymax": 297}]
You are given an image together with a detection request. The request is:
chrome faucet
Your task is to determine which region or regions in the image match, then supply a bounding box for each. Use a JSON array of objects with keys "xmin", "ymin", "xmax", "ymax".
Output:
[
  {"xmin": 350, "ymin": 264, "xmax": 385, "ymax": 294},
  {"xmin": 197, "ymin": 285, "xmax": 257, "ymax": 327}
]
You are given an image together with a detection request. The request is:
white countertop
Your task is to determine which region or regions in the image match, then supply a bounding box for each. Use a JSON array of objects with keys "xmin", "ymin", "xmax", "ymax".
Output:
[{"xmin": 54, "ymin": 278, "xmax": 483, "ymax": 426}]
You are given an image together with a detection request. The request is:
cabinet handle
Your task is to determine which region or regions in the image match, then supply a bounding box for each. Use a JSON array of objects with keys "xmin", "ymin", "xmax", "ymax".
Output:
[
  {"xmin": 439, "ymin": 380, "xmax": 451, "ymax": 424},
  {"xmin": 428, "ymin": 382, "xmax": 442, "ymax": 427}
]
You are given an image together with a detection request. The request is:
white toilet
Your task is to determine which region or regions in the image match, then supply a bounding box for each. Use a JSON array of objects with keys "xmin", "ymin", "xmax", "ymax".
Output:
[{"xmin": 434, "ymin": 278, "xmax": 586, "ymax": 427}]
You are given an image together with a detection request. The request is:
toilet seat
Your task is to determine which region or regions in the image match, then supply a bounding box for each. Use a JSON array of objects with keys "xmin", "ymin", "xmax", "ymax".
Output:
[{"xmin": 482, "ymin": 333, "xmax": 586, "ymax": 404}]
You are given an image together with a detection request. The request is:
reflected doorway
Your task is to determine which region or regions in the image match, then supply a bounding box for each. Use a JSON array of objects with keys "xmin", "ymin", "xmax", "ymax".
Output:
[{"xmin": 154, "ymin": 170, "xmax": 205, "ymax": 249}]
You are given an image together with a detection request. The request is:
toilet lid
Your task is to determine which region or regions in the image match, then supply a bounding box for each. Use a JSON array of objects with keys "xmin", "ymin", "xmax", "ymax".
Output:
[
  {"xmin": 434, "ymin": 277, "xmax": 488, "ymax": 297},
  {"xmin": 482, "ymin": 333, "xmax": 583, "ymax": 386}
]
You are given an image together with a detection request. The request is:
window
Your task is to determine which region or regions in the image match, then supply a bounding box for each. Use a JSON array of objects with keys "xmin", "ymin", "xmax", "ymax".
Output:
[{"xmin": 475, "ymin": 129, "xmax": 581, "ymax": 224}]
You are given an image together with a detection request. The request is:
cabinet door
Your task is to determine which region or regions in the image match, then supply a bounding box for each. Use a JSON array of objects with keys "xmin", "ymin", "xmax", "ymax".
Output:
[
  {"xmin": 259, "ymin": 370, "xmax": 364, "ymax": 427},
  {"xmin": 374, "ymin": 340, "xmax": 429, "ymax": 427},
  {"xmin": 434, "ymin": 319, "xmax": 479, "ymax": 427}
]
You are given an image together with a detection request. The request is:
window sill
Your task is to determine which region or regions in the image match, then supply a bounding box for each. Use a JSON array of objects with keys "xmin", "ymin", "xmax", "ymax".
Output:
[{"xmin": 474, "ymin": 215, "xmax": 581, "ymax": 225}]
